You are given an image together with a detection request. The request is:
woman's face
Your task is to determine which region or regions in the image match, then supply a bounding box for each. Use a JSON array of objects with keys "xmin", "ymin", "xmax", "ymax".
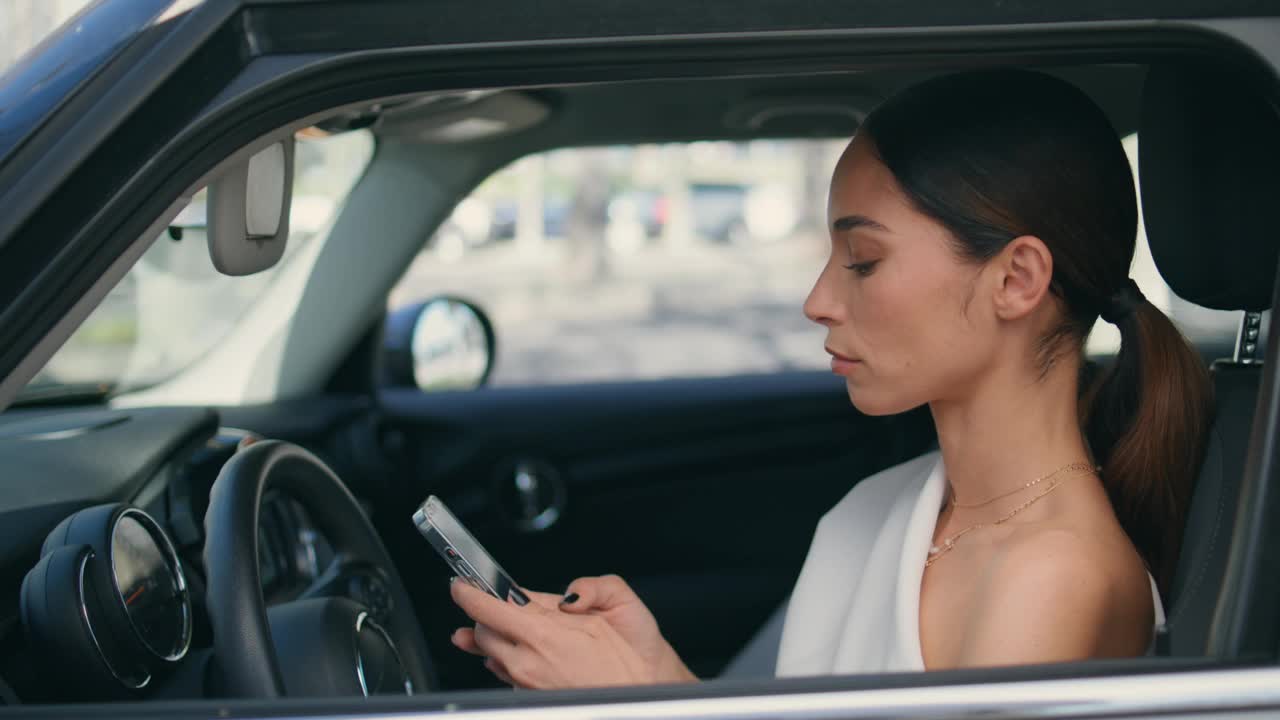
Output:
[{"xmin": 804, "ymin": 134, "xmax": 1001, "ymax": 415}]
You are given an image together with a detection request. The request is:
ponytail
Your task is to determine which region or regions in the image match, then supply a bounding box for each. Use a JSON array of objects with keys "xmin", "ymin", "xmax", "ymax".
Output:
[
  {"xmin": 860, "ymin": 68, "xmax": 1215, "ymax": 594},
  {"xmin": 1082, "ymin": 295, "xmax": 1213, "ymax": 595}
]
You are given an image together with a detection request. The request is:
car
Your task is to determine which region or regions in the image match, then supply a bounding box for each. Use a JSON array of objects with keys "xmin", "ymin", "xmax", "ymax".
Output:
[
  {"xmin": 608, "ymin": 188, "xmax": 666, "ymax": 242},
  {"xmin": 0, "ymin": 1, "xmax": 1277, "ymax": 718},
  {"xmin": 486, "ymin": 198, "xmax": 572, "ymax": 243},
  {"xmin": 689, "ymin": 182, "xmax": 749, "ymax": 244}
]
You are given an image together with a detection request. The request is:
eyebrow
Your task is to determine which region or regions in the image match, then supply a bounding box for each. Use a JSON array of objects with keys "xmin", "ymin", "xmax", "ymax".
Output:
[{"xmin": 831, "ymin": 214, "xmax": 891, "ymax": 234}]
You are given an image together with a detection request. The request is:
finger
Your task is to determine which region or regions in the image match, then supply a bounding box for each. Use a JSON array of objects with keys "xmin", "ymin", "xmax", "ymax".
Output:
[
  {"xmin": 451, "ymin": 578, "xmax": 545, "ymax": 644},
  {"xmin": 484, "ymin": 657, "xmax": 517, "ymax": 687},
  {"xmin": 522, "ymin": 590, "xmax": 566, "ymax": 610},
  {"xmin": 450, "ymin": 627, "xmax": 484, "ymax": 656},
  {"xmin": 472, "ymin": 623, "xmax": 523, "ymax": 669},
  {"xmin": 471, "ymin": 620, "xmax": 529, "ymax": 676},
  {"xmin": 560, "ymin": 574, "xmax": 634, "ymax": 613}
]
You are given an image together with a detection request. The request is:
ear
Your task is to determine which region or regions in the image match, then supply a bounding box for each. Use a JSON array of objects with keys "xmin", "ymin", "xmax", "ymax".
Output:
[{"xmin": 991, "ymin": 235, "xmax": 1054, "ymax": 321}]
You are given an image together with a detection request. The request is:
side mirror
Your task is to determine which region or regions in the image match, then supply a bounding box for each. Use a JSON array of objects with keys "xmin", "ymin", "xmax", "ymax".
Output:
[
  {"xmin": 382, "ymin": 297, "xmax": 496, "ymax": 391},
  {"xmin": 206, "ymin": 138, "xmax": 295, "ymax": 276}
]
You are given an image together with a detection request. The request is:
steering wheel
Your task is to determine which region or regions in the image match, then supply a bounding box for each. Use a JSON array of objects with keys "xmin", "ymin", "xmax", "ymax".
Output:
[{"xmin": 203, "ymin": 440, "xmax": 435, "ymax": 697}]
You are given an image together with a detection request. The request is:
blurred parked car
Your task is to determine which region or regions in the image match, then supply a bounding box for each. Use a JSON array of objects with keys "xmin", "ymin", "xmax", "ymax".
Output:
[
  {"xmin": 690, "ymin": 182, "xmax": 749, "ymax": 244},
  {"xmin": 488, "ymin": 198, "xmax": 571, "ymax": 241}
]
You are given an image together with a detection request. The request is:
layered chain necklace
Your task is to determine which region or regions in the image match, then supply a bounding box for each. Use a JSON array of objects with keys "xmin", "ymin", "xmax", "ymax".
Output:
[{"xmin": 925, "ymin": 462, "xmax": 1100, "ymax": 568}]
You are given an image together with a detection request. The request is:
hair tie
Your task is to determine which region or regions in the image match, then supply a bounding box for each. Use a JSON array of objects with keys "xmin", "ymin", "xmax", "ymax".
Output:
[{"xmin": 1099, "ymin": 278, "xmax": 1145, "ymax": 325}]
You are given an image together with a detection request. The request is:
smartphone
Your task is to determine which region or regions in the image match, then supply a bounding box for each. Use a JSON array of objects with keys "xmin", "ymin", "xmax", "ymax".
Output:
[{"xmin": 412, "ymin": 495, "xmax": 530, "ymax": 606}]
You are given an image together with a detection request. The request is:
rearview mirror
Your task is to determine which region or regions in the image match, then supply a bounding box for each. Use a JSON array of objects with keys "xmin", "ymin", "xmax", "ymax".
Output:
[
  {"xmin": 382, "ymin": 297, "xmax": 496, "ymax": 391},
  {"xmin": 206, "ymin": 138, "xmax": 295, "ymax": 276}
]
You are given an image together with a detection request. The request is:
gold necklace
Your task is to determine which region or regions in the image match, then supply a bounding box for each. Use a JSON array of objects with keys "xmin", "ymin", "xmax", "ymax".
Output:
[
  {"xmin": 949, "ymin": 461, "xmax": 1099, "ymax": 509},
  {"xmin": 925, "ymin": 467, "xmax": 1097, "ymax": 568}
]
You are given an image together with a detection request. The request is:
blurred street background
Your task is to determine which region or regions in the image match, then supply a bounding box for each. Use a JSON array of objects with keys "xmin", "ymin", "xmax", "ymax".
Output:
[{"xmin": 387, "ymin": 141, "xmax": 842, "ymax": 386}]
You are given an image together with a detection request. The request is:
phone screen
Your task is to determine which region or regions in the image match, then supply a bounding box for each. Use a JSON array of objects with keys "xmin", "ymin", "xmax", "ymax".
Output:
[{"xmin": 412, "ymin": 496, "xmax": 529, "ymax": 606}]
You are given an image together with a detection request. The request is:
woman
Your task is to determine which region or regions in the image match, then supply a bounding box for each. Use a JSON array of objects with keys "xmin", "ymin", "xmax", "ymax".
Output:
[{"xmin": 448, "ymin": 68, "xmax": 1213, "ymax": 686}]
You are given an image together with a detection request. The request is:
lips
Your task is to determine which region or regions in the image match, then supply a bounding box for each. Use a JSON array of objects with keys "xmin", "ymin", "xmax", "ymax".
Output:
[
  {"xmin": 825, "ymin": 346, "xmax": 859, "ymax": 363},
  {"xmin": 826, "ymin": 346, "xmax": 861, "ymax": 376}
]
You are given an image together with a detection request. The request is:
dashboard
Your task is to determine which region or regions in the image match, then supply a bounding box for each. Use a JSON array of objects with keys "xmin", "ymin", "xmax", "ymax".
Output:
[{"xmin": 0, "ymin": 406, "xmax": 352, "ymax": 703}]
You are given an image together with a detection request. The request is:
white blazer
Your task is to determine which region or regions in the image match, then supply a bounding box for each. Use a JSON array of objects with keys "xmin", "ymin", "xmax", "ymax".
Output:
[{"xmin": 775, "ymin": 451, "xmax": 1165, "ymax": 676}]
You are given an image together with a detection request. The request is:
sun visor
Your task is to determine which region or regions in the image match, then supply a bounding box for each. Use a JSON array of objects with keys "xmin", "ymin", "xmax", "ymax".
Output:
[{"xmin": 206, "ymin": 138, "xmax": 295, "ymax": 276}]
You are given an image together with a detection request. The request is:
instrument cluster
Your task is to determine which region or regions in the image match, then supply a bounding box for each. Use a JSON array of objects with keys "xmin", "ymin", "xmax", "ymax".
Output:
[
  {"xmin": 20, "ymin": 505, "xmax": 191, "ymax": 695},
  {"xmin": 15, "ymin": 431, "xmax": 338, "ymax": 699}
]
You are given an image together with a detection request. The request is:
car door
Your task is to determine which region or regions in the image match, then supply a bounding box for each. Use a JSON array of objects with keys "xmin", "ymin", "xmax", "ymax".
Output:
[{"xmin": 374, "ymin": 373, "xmax": 934, "ymax": 685}]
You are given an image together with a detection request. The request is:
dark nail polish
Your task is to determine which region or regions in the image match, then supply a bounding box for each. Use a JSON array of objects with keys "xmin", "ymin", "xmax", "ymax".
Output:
[
  {"xmin": 561, "ymin": 592, "xmax": 580, "ymax": 604},
  {"xmin": 510, "ymin": 587, "xmax": 531, "ymax": 606}
]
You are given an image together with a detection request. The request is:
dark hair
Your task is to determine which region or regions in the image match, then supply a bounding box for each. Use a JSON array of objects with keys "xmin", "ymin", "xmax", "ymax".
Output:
[{"xmin": 862, "ymin": 69, "xmax": 1212, "ymax": 593}]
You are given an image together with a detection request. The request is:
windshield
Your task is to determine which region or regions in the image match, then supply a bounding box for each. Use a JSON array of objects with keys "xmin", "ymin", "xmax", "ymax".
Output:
[{"xmin": 20, "ymin": 130, "xmax": 374, "ymax": 400}]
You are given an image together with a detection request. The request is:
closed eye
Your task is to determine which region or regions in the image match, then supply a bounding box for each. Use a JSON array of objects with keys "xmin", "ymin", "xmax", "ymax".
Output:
[{"xmin": 842, "ymin": 260, "xmax": 879, "ymax": 277}]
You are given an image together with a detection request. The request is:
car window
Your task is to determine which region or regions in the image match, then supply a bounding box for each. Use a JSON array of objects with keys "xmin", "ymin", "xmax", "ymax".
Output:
[
  {"xmin": 22, "ymin": 129, "xmax": 375, "ymax": 397},
  {"xmin": 390, "ymin": 134, "xmax": 1244, "ymax": 389},
  {"xmin": 390, "ymin": 140, "xmax": 848, "ymax": 387}
]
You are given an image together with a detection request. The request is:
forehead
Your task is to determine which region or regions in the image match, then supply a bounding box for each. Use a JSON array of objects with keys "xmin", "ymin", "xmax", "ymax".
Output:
[
  {"xmin": 827, "ymin": 134, "xmax": 965, "ymax": 260},
  {"xmin": 829, "ymin": 134, "xmax": 905, "ymax": 217}
]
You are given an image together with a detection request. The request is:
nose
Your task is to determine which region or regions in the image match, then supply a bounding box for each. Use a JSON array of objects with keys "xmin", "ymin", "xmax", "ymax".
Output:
[{"xmin": 804, "ymin": 263, "xmax": 840, "ymax": 328}]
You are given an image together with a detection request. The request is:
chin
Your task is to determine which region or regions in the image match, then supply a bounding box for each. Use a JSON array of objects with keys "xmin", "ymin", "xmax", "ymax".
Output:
[{"xmin": 845, "ymin": 382, "xmax": 920, "ymax": 417}]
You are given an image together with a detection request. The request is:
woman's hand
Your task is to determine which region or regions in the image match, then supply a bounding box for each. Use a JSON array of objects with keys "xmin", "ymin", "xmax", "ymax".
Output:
[
  {"xmin": 555, "ymin": 575, "xmax": 696, "ymax": 684},
  {"xmin": 449, "ymin": 576, "xmax": 696, "ymax": 689}
]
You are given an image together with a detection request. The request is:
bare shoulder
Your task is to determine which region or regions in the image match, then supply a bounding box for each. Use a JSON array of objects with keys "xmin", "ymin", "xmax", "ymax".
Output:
[
  {"xmin": 990, "ymin": 527, "xmax": 1147, "ymax": 610},
  {"xmin": 958, "ymin": 527, "xmax": 1154, "ymax": 666}
]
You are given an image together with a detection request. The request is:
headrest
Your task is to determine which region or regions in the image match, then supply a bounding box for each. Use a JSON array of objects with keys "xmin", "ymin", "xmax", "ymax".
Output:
[{"xmin": 1139, "ymin": 65, "xmax": 1280, "ymax": 311}]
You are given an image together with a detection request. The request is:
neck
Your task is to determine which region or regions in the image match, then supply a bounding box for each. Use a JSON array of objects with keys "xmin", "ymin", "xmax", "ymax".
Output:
[{"xmin": 930, "ymin": 350, "xmax": 1092, "ymax": 506}]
